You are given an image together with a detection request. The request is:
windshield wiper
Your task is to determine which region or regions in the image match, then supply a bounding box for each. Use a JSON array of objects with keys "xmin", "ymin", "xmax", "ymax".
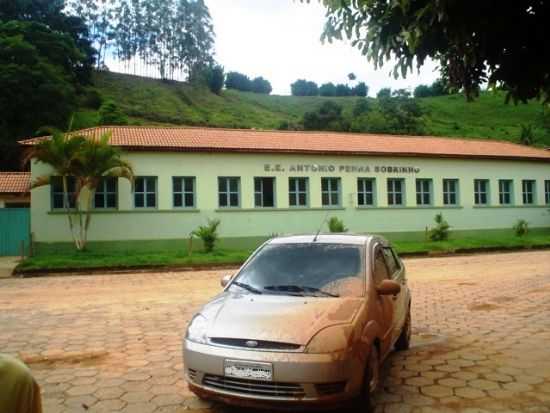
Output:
[
  {"xmin": 232, "ymin": 281, "xmax": 263, "ymax": 294},
  {"xmin": 263, "ymin": 285, "xmax": 339, "ymax": 297}
]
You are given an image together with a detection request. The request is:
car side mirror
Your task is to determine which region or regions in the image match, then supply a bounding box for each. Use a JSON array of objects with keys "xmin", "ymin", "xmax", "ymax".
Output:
[
  {"xmin": 376, "ymin": 279, "xmax": 401, "ymax": 296},
  {"xmin": 221, "ymin": 274, "xmax": 232, "ymax": 288}
]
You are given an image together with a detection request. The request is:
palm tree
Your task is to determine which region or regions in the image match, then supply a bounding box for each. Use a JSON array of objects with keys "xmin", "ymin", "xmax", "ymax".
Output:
[{"xmin": 25, "ymin": 130, "xmax": 134, "ymax": 250}]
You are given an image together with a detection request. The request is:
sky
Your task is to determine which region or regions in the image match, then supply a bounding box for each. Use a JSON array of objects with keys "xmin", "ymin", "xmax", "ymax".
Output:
[{"xmin": 205, "ymin": 0, "xmax": 440, "ymax": 96}]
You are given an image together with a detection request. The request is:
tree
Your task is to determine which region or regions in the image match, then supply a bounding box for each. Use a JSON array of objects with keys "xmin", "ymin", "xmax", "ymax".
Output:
[
  {"xmin": 225, "ymin": 71, "xmax": 252, "ymax": 91},
  {"xmin": 392, "ymin": 89, "xmax": 411, "ymax": 99},
  {"xmin": 377, "ymin": 88, "xmax": 391, "ymax": 99},
  {"xmin": 204, "ymin": 64, "xmax": 224, "ymax": 94},
  {"xmin": 414, "ymin": 84, "xmax": 432, "ymax": 98},
  {"xmin": 335, "ymin": 83, "xmax": 352, "ymax": 96},
  {"xmin": 0, "ymin": 21, "xmax": 86, "ymax": 170},
  {"xmin": 347, "ymin": 72, "xmax": 356, "ymax": 82},
  {"xmin": 98, "ymin": 100, "xmax": 128, "ymax": 125},
  {"xmin": 352, "ymin": 99, "xmax": 371, "ymax": 117},
  {"xmin": 319, "ymin": 82, "xmax": 337, "ymax": 97},
  {"xmin": 430, "ymin": 79, "xmax": 449, "ymax": 96},
  {"xmin": 251, "ymin": 76, "xmax": 272, "ymax": 94},
  {"xmin": 303, "ymin": 101, "xmax": 347, "ymax": 131},
  {"xmin": 291, "ymin": 79, "xmax": 319, "ymax": 96},
  {"xmin": 318, "ymin": 0, "xmax": 550, "ymax": 103},
  {"xmin": 353, "ymin": 82, "xmax": 368, "ymax": 97},
  {"xmin": 25, "ymin": 131, "xmax": 134, "ymax": 250}
]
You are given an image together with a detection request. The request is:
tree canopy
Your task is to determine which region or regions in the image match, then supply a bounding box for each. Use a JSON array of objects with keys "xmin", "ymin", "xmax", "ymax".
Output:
[{"xmin": 318, "ymin": 0, "xmax": 550, "ymax": 103}]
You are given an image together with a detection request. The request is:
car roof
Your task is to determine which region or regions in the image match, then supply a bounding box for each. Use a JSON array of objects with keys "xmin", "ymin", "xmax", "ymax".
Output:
[{"xmin": 268, "ymin": 234, "xmax": 379, "ymax": 246}]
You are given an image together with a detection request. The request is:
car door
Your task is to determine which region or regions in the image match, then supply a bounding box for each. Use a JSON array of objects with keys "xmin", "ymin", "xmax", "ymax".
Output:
[
  {"xmin": 382, "ymin": 246, "xmax": 408, "ymax": 341},
  {"xmin": 372, "ymin": 244, "xmax": 395, "ymax": 356}
]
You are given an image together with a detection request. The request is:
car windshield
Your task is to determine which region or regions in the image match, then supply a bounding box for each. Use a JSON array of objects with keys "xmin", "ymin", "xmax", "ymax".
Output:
[{"xmin": 231, "ymin": 243, "xmax": 364, "ymax": 297}]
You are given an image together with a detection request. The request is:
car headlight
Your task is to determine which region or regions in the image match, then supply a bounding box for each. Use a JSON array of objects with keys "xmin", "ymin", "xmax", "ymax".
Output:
[
  {"xmin": 186, "ymin": 314, "xmax": 209, "ymax": 344},
  {"xmin": 306, "ymin": 325, "xmax": 352, "ymax": 354}
]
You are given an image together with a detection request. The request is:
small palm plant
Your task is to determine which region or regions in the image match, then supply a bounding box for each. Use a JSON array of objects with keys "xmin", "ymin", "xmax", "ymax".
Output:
[
  {"xmin": 429, "ymin": 213, "xmax": 450, "ymax": 241},
  {"xmin": 328, "ymin": 217, "xmax": 348, "ymax": 233},
  {"xmin": 192, "ymin": 219, "xmax": 221, "ymax": 253},
  {"xmin": 24, "ymin": 130, "xmax": 134, "ymax": 250}
]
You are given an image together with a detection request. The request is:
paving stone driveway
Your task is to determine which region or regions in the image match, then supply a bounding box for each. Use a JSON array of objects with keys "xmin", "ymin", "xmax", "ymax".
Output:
[{"xmin": 1, "ymin": 251, "xmax": 550, "ymax": 413}]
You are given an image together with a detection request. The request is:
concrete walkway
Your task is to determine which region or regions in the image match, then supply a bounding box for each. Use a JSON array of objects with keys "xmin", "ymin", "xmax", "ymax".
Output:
[{"xmin": 0, "ymin": 256, "xmax": 18, "ymax": 278}]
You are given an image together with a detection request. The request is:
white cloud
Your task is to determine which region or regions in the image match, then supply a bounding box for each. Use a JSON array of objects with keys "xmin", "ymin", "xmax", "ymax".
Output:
[{"xmin": 206, "ymin": 0, "xmax": 440, "ymax": 95}]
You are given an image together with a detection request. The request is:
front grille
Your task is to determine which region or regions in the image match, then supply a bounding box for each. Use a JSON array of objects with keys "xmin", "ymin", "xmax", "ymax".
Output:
[
  {"xmin": 203, "ymin": 374, "xmax": 305, "ymax": 398},
  {"xmin": 315, "ymin": 381, "xmax": 347, "ymax": 396},
  {"xmin": 209, "ymin": 337, "xmax": 301, "ymax": 351},
  {"xmin": 187, "ymin": 368, "xmax": 198, "ymax": 382}
]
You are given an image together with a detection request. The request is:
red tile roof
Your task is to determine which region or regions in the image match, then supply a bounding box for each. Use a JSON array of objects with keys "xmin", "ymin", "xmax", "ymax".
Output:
[
  {"xmin": 19, "ymin": 126, "xmax": 550, "ymax": 162},
  {"xmin": 0, "ymin": 172, "xmax": 30, "ymax": 194}
]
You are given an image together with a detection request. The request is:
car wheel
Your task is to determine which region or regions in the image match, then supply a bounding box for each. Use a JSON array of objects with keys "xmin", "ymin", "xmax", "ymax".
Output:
[
  {"xmin": 351, "ymin": 344, "xmax": 380, "ymax": 412},
  {"xmin": 395, "ymin": 307, "xmax": 411, "ymax": 351}
]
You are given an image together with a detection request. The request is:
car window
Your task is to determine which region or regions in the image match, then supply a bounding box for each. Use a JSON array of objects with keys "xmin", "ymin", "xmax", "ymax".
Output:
[
  {"xmin": 382, "ymin": 247, "xmax": 400, "ymax": 276},
  {"xmin": 373, "ymin": 248, "xmax": 389, "ymax": 285},
  {"xmin": 233, "ymin": 243, "xmax": 365, "ymax": 297}
]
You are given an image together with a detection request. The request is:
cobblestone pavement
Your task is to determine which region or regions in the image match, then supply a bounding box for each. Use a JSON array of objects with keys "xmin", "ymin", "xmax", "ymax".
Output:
[{"xmin": 1, "ymin": 251, "xmax": 550, "ymax": 413}]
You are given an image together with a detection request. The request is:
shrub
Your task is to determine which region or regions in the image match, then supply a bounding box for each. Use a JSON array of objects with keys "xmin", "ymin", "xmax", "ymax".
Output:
[
  {"xmin": 251, "ymin": 76, "xmax": 272, "ymax": 94},
  {"xmin": 519, "ymin": 124, "xmax": 535, "ymax": 146},
  {"xmin": 291, "ymin": 79, "xmax": 319, "ymax": 96},
  {"xmin": 328, "ymin": 217, "xmax": 348, "ymax": 233},
  {"xmin": 303, "ymin": 101, "xmax": 347, "ymax": 131},
  {"xmin": 513, "ymin": 219, "xmax": 529, "ymax": 237},
  {"xmin": 83, "ymin": 89, "xmax": 103, "ymax": 109},
  {"xmin": 377, "ymin": 87, "xmax": 391, "ymax": 98},
  {"xmin": 429, "ymin": 213, "xmax": 450, "ymax": 241},
  {"xmin": 319, "ymin": 82, "xmax": 337, "ymax": 96},
  {"xmin": 98, "ymin": 100, "xmax": 128, "ymax": 125},
  {"xmin": 225, "ymin": 71, "xmax": 252, "ymax": 92},
  {"xmin": 352, "ymin": 82, "xmax": 369, "ymax": 97},
  {"xmin": 205, "ymin": 65, "xmax": 225, "ymax": 94},
  {"xmin": 192, "ymin": 219, "xmax": 221, "ymax": 253}
]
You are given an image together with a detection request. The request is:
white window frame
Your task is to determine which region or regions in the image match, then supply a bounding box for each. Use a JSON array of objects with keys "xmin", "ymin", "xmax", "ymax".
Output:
[
  {"xmin": 321, "ymin": 177, "xmax": 341, "ymax": 207},
  {"xmin": 134, "ymin": 176, "xmax": 158, "ymax": 209},
  {"xmin": 415, "ymin": 179, "xmax": 432, "ymax": 206},
  {"xmin": 522, "ymin": 180, "xmax": 536, "ymax": 205},
  {"xmin": 218, "ymin": 177, "xmax": 240, "ymax": 208},
  {"xmin": 51, "ymin": 176, "xmax": 76, "ymax": 210},
  {"xmin": 545, "ymin": 180, "xmax": 550, "ymax": 205},
  {"xmin": 442, "ymin": 179, "xmax": 459, "ymax": 206},
  {"xmin": 94, "ymin": 177, "xmax": 118, "ymax": 209},
  {"xmin": 289, "ymin": 177, "xmax": 308, "ymax": 207},
  {"xmin": 254, "ymin": 177, "xmax": 276, "ymax": 208},
  {"xmin": 498, "ymin": 179, "xmax": 513, "ymax": 205},
  {"xmin": 357, "ymin": 178, "xmax": 375, "ymax": 207},
  {"xmin": 474, "ymin": 179, "xmax": 489, "ymax": 205},
  {"xmin": 387, "ymin": 178, "xmax": 405, "ymax": 206},
  {"xmin": 173, "ymin": 177, "xmax": 196, "ymax": 208}
]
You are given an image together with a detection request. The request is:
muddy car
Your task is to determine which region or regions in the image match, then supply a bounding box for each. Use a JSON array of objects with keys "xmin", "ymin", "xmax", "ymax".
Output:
[{"xmin": 182, "ymin": 234, "xmax": 411, "ymax": 410}]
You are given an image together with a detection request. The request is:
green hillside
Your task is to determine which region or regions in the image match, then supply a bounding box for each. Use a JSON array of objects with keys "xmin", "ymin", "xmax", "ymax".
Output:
[{"xmin": 75, "ymin": 71, "xmax": 550, "ymax": 146}]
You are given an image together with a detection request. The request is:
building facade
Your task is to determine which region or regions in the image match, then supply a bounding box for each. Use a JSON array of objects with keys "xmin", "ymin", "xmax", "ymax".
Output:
[
  {"xmin": 24, "ymin": 127, "xmax": 550, "ymax": 247},
  {"xmin": 0, "ymin": 172, "xmax": 30, "ymax": 208}
]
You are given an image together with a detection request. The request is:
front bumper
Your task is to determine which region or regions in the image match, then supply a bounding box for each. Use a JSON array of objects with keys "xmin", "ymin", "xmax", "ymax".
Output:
[{"xmin": 183, "ymin": 339, "xmax": 364, "ymax": 410}]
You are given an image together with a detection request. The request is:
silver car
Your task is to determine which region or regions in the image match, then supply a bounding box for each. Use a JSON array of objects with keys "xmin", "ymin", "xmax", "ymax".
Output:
[{"xmin": 183, "ymin": 234, "xmax": 411, "ymax": 410}]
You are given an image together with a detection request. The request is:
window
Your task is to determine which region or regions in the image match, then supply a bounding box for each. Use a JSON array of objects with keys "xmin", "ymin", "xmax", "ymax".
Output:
[
  {"xmin": 546, "ymin": 180, "xmax": 550, "ymax": 205},
  {"xmin": 498, "ymin": 179, "xmax": 513, "ymax": 205},
  {"xmin": 173, "ymin": 177, "xmax": 195, "ymax": 208},
  {"xmin": 522, "ymin": 180, "xmax": 536, "ymax": 205},
  {"xmin": 443, "ymin": 179, "xmax": 459, "ymax": 206},
  {"xmin": 321, "ymin": 177, "xmax": 341, "ymax": 207},
  {"xmin": 382, "ymin": 247, "xmax": 400, "ymax": 276},
  {"xmin": 289, "ymin": 177, "xmax": 308, "ymax": 207},
  {"xmin": 51, "ymin": 176, "xmax": 76, "ymax": 209},
  {"xmin": 357, "ymin": 178, "xmax": 375, "ymax": 207},
  {"xmin": 416, "ymin": 179, "xmax": 432, "ymax": 206},
  {"xmin": 218, "ymin": 177, "xmax": 240, "ymax": 208},
  {"xmin": 134, "ymin": 177, "xmax": 157, "ymax": 208},
  {"xmin": 254, "ymin": 177, "xmax": 276, "ymax": 207},
  {"xmin": 474, "ymin": 179, "xmax": 489, "ymax": 205},
  {"xmin": 387, "ymin": 178, "xmax": 405, "ymax": 206},
  {"xmin": 94, "ymin": 177, "xmax": 117, "ymax": 209},
  {"xmin": 373, "ymin": 248, "xmax": 389, "ymax": 285}
]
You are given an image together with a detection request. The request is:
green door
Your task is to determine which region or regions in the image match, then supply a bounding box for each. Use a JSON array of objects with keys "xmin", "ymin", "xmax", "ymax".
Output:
[{"xmin": 0, "ymin": 208, "xmax": 30, "ymax": 256}]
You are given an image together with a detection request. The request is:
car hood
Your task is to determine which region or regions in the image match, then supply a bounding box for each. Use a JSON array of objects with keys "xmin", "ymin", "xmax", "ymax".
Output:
[{"xmin": 200, "ymin": 291, "xmax": 363, "ymax": 346}]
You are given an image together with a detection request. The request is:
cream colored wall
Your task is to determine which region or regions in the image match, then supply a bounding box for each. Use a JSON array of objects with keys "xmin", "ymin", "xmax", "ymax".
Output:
[{"xmin": 30, "ymin": 151, "xmax": 550, "ymax": 242}]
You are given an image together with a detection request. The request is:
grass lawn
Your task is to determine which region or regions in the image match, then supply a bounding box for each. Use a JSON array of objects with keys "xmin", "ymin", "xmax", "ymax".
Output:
[{"xmin": 16, "ymin": 230, "xmax": 550, "ymax": 274}]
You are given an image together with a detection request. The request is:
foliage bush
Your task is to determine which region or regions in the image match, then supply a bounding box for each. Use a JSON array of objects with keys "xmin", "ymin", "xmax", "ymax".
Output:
[
  {"xmin": 291, "ymin": 79, "xmax": 319, "ymax": 96},
  {"xmin": 82, "ymin": 89, "xmax": 103, "ymax": 109},
  {"xmin": 353, "ymin": 82, "xmax": 369, "ymax": 97},
  {"xmin": 328, "ymin": 217, "xmax": 348, "ymax": 233},
  {"xmin": 98, "ymin": 100, "xmax": 128, "ymax": 125},
  {"xmin": 513, "ymin": 219, "xmax": 529, "ymax": 237},
  {"xmin": 319, "ymin": 82, "xmax": 337, "ymax": 97},
  {"xmin": 429, "ymin": 213, "xmax": 450, "ymax": 241},
  {"xmin": 192, "ymin": 219, "xmax": 221, "ymax": 252},
  {"xmin": 225, "ymin": 71, "xmax": 252, "ymax": 92},
  {"xmin": 251, "ymin": 76, "xmax": 272, "ymax": 94},
  {"xmin": 519, "ymin": 124, "xmax": 535, "ymax": 146},
  {"xmin": 303, "ymin": 101, "xmax": 348, "ymax": 131},
  {"xmin": 377, "ymin": 87, "xmax": 391, "ymax": 98},
  {"xmin": 205, "ymin": 65, "xmax": 225, "ymax": 95}
]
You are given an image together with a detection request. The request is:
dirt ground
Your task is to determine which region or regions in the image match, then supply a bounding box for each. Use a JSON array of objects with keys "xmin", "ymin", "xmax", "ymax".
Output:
[{"xmin": 1, "ymin": 250, "xmax": 550, "ymax": 413}]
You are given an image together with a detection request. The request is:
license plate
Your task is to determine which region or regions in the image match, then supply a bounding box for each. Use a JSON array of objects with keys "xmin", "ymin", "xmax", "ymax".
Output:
[{"xmin": 224, "ymin": 359, "xmax": 273, "ymax": 381}]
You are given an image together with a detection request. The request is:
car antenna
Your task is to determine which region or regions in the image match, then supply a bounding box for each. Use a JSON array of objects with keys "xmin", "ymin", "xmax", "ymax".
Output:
[{"xmin": 312, "ymin": 210, "xmax": 330, "ymax": 242}]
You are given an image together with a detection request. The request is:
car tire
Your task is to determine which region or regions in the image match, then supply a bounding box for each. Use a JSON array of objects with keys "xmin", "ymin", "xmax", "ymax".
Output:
[
  {"xmin": 395, "ymin": 307, "xmax": 411, "ymax": 351},
  {"xmin": 350, "ymin": 344, "xmax": 380, "ymax": 412}
]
